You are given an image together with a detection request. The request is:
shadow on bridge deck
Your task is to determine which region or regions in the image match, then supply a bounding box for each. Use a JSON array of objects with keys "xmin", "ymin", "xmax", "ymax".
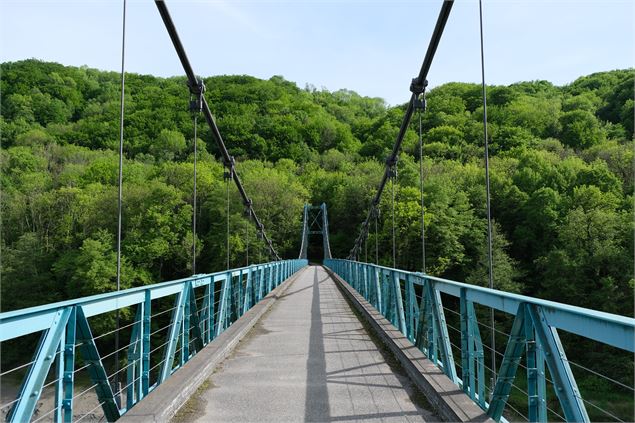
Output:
[{"xmin": 176, "ymin": 265, "xmax": 438, "ymax": 422}]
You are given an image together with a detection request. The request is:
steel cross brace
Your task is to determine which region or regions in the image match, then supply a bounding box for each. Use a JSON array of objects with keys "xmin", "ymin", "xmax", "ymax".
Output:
[
  {"xmin": 8, "ymin": 308, "xmax": 72, "ymax": 422},
  {"xmin": 460, "ymin": 290, "xmax": 485, "ymax": 408},
  {"xmin": 487, "ymin": 303, "xmax": 588, "ymax": 422},
  {"xmin": 75, "ymin": 307, "xmax": 122, "ymax": 421},
  {"xmin": 127, "ymin": 305, "xmax": 143, "ymax": 410}
]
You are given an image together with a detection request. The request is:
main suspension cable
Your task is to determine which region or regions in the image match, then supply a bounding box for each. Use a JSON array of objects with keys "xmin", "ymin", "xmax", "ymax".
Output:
[
  {"xmin": 114, "ymin": 0, "xmax": 127, "ymax": 396},
  {"xmin": 155, "ymin": 0, "xmax": 281, "ymax": 260},
  {"xmin": 347, "ymin": 0, "xmax": 453, "ymax": 260},
  {"xmin": 478, "ymin": 0, "xmax": 496, "ymax": 395}
]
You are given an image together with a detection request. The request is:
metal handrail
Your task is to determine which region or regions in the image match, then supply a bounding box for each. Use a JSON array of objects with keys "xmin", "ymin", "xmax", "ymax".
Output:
[
  {"xmin": 325, "ymin": 258, "xmax": 635, "ymax": 423},
  {"xmin": 0, "ymin": 259, "xmax": 308, "ymax": 422}
]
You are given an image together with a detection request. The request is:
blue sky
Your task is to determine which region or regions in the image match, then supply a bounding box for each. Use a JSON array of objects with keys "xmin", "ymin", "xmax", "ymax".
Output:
[{"xmin": 1, "ymin": 0, "xmax": 633, "ymax": 105}]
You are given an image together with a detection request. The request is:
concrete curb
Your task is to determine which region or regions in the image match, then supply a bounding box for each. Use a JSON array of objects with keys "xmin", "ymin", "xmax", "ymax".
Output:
[
  {"xmin": 120, "ymin": 267, "xmax": 308, "ymax": 423},
  {"xmin": 324, "ymin": 266, "xmax": 494, "ymax": 423}
]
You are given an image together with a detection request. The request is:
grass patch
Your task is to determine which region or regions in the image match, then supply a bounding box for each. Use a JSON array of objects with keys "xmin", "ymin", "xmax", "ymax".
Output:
[{"xmin": 171, "ymin": 379, "xmax": 214, "ymax": 423}]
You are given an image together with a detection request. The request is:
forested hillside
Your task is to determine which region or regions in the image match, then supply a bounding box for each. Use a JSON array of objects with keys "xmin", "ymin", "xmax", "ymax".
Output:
[{"xmin": 1, "ymin": 60, "xmax": 633, "ymax": 320}]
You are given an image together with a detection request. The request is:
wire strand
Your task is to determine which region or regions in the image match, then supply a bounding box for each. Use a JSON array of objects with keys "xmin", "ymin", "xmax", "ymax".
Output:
[
  {"xmin": 192, "ymin": 113, "xmax": 198, "ymax": 274},
  {"xmin": 114, "ymin": 0, "xmax": 127, "ymax": 393},
  {"xmin": 374, "ymin": 211, "xmax": 379, "ymax": 264},
  {"xmin": 226, "ymin": 171, "xmax": 231, "ymax": 269},
  {"xmin": 478, "ymin": 0, "xmax": 496, "ymax": 398},
  {"xmin": 418, "ymin": 107, "xmax": 426, "ymax": 274},
  {"xmin": 391, "ymin": 171, "xmax": 396, "ymax": 268}
]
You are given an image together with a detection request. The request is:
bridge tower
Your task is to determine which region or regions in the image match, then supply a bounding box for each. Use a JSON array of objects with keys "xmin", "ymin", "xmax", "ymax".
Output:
[{"xmin": 299, "ymin": 203, "xmax": 332, "ymax": 260}]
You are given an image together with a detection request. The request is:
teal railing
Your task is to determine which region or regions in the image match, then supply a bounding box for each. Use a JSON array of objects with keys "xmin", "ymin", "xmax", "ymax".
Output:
[
  {"xmin": 0, "ymin": 259, "xmax": 307, "ymax": 422},
  {"xmin": 325, "ymin": 259, "xmax": 635, "ymax": 423}
]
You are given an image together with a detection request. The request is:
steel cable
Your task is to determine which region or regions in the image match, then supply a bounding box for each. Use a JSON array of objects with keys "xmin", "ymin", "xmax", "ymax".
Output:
[
  {"xmin": 477, "ymin": 0, "xmax": 496, "ymax": 398},
  {"xmin": 418, "ymin": 108, "xmax": 426, "ymax": 274},
  {"xmin": 375, "ymin": 212, "xmax": 379, "ymax": 264},
  {"xmin": 114, "ymin": 0, "xmax": 128, "ymax": 394},
  {"xmin": 226, "ymin": 172, "xmax": 231, "ymax": 269},
  {"xmin": 391, "ymin": 170, "xmax": 396, "ymax": 268},
  {"xmin": 192, "ymin": 112, "xmax": 198, "ymax": 274}
]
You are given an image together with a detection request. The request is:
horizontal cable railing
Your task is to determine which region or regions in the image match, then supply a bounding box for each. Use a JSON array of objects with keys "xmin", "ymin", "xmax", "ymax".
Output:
[
  {"xmin": 0, "ymin": 259, "xmax": 307, "ymax": 422},
  {"xmin": 325, "ymin": 259, "xmax": 635, "ymax": 423}
]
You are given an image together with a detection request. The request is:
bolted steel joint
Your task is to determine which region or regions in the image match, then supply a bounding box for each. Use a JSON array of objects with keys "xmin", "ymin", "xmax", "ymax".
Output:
[
  {"xmin": 409, "ymin": 78, "xmax": 428, "ymax": 95},
  {"xmin": 223, "ymin": 156, "xmax": 236, "ymax": 175},
  {"xmin": 187, "ymin": 77, "xmax": 206, "ymax": 96},
  {"xmin": 385, "ymin": 155, "xmax": 398, "ymax": 168},
  {"xmin": 413, "ymin": 94, "xmax": 427, "ymax": 111},
  {"xmin": 188, "ymin": 78, "xmax": 205, "ymax": 113}
]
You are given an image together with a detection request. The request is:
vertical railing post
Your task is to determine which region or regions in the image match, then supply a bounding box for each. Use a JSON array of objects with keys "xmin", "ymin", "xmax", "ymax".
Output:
[
  {"xmin": 363, "ymin": 264, "xmax": 369, "ymax": 298},
  {"xmin": 460, "ymin": 289, "xmax": 470, "ymax": 397},
  {"xmin": 425, "ymin": 282, "xmax": 437, "ymax": 364},
  {"xmin": 142, "ymin": 290, "xmax": 151, "ymax": 397},
  {"xmin": 54, "ymin": 327, "xmax": 65, "ymax": 423},
  {"xmin": 243, "ymin": 267, "xmax": 253, "ymax": 314},
  {"xmin": 405, "ymin": 275, "xmax": 417, "ymax": 341},
  {"xmin": 61, "ymin": 307, "xmax": 76, "ymax": 423},
  {"xmin": 257, "ymin": 265, "xmax": 265, "ymax": 301},
  {"xmin": 182, "ymin": 281, "xmax": 191, "ymax": 364},
  {"xmin": 392, "ymin": 272, "xmax": 407, "ymax": 335},
  {"xmin": 381, "ymin": 270, "xmax": 390, "ymax": 316},
  {"xmin": 468, "ymin": 302, "xmax": 485, "ymax": 408},
  {"xmin": 374, "ymin": 267, "xmax": 382, "ymax": 311},
  {"xmin": 525, "ymin": 310, "xmax": 547, "ymax": 422},
  {"xmin": 126, "ymin": 304, "xmax": 143, "ymax": 410},
  {"xmin": 269, "ymin": 263, "xmax": 274, "ymax": 292}
]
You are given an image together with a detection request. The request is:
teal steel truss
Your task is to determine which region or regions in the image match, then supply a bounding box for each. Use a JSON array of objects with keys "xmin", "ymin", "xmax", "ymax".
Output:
[
  {"xmin": 299, "ymin": 203, "xmax": 332, "ymax": 260},
  {"xmin": 0, "ymin": 259, "xmax": 307, "ymax": 422},
  {"xmin": 325, "ymin": 259, "xmax": 635, "ymax": 423}
]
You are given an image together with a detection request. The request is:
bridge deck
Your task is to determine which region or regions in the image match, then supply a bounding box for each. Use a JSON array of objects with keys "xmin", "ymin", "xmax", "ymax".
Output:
[{"xmin": 179, "ymin": 265, "xmax": 438, "ymax": 422}]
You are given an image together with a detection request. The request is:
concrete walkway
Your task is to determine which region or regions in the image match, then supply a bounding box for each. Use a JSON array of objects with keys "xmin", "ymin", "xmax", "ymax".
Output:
[{"xmin": 181, "ymin": 266, "xmax": 439, "ymax": 423}]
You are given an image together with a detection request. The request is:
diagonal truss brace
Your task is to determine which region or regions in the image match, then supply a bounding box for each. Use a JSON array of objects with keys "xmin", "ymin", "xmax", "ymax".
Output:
[
  {"xmin": 487, "ymin": 303, "xmax": 589, "ymax": 422},
  {"xmin": 8, "ymin": 308, "xmax": 72, "ymax": 422}
]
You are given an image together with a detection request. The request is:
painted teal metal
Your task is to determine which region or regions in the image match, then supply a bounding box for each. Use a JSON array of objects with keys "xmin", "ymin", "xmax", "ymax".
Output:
[
  {"xmin": 325, "ymin": 259, "xmax": 635, "ymax": 423},
  {"xmin": 299, "ymin": 203, "xmax": 332, "ymax": 260},
  {"xmin": 0, "ymin": 259, "xmax": 307, "ymax": 422}
]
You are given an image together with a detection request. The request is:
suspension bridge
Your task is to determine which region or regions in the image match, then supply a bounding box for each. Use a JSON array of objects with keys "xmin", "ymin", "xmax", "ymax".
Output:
[{"xmin": 1, "ymin": 0, "xmax": 634, "ymax": 422}]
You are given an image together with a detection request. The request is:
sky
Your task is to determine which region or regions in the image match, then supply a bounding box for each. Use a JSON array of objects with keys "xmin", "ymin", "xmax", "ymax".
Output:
[{"xmin": 1, "ymin": 0, "xmax": 633, "ymax": 106}]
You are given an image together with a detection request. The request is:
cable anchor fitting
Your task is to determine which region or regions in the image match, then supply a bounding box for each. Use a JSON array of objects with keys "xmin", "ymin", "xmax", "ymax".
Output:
[
  {"xmin": 409, "ymin": 78, "xmax": 428, "ymax": 95},
  {"xmin": 386, "ymin": 156, "xmax": 398, "ymax": 178},
  {"xmin": 411, "ymin": 78, "xmax": 428, "ymax": 111},
  {"xmin": 244, "ymin": 198, "xmax": 253, "ymax": 217},
  {"xmin": 223, "ymin": 156, "xmax": 235, "ymax": 180},
  {"xmin": 188, "ymin": 78, "xmax": 206, "ymax": 114}
]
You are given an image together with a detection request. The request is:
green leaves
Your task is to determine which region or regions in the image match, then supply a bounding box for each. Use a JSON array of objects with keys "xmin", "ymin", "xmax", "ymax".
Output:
[
  {"xmin": 559, "ymin": 110, "xmax": 605, "ymax": 149},
  {"xmin": 0, "ymin": 60, "xmax": 632, "ymax": 324}
]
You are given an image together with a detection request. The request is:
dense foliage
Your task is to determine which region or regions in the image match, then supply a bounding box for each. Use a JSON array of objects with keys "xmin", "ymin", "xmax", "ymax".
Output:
[{"xmin": 1, "ymin": 60, "xmax": 633, "ymax": 319}]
